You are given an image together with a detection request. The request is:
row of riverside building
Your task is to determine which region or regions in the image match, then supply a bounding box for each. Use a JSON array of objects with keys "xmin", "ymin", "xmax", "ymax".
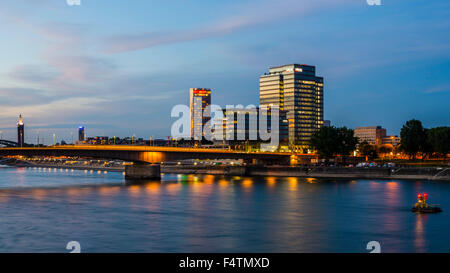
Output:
[
  {"xmin": 10, "ymin": 64, "xmax": 398, "ymax": 150},
  {"xmin": 189, "ymin": 64, "xmax": 325, "ymax": 152},
  {"xmin": 188, "ymin": 63, "xmax": 401, "ymax": 152}
]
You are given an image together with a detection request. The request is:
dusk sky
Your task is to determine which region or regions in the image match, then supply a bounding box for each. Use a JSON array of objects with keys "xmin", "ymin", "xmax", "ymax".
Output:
[{"xmin": 0, "ymin": 0, "xmax": 449, "ymax": 144}]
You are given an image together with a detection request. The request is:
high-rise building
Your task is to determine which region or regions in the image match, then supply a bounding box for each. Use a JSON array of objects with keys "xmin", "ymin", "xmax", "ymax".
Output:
[
  {"xmin": 17, "ymin": 114, "xmax": 24, "ymax": 147},
  {"xmin": 189, "ymin": 88, "xmax": 211, "ymax": 140},
  {"xmin": 354, "ymin": 126, "xmax": 387, "ymax": 145},
  {"xmin": 260, "ymin": 64, "xmax": 324, "ymax": 147},
  {"xmin": 78, "ymin": 126, "xmax": 85, "ymax": 142}
]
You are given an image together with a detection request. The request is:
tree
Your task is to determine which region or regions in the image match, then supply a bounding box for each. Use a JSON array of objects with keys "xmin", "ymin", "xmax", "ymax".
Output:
[
  {"xmin": 336, "ymin": 127, "xmax": 359, "ymax": 157},
  {"xmin": 421, "ymin": 128, "xmax": 434, "ymax": 160},
  {"xmin": 309, "ymin": 126, "xmax": 358, "ymax": 162},
  {"xmin": 377, "ymin": 145, "xmax": 392, "ymax": 155},
  {"xmin": 359, "ymin": 141, "xmax": 378, "ymax": 160},
  {"xmin": 428, "ymin": 127, "xmax": 450, "ymax": 160},
  {"xmin": 400, "ymin": 119, "xmax": 427, "ymax": 159},
  {"xmin": 309, "ymin": 126, "xmax": 337, "ymax": 160}
]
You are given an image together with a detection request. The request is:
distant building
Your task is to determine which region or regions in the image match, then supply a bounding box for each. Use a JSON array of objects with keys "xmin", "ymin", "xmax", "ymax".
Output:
[
  {"xmin": 260, "ymin": 64, "xmax": 324, "ymax": 147},
  {"xmin": 324, "ymin": 120, "xmax": 331, "ymax": 127},
  {"xmin": 87, "ymin": 136, "xmax": 109, "ymax": 145},
  {"xmin": 382, "ymin": 135, "xmax": 401, "ymax": 146},
  {"xmin": 189, "ymin": 88, "xmax": 211, "ymax": 140},
  {"xmin": 78, "ymin": 126, "xmax": 85, "ymax": 141},
  {"xmin": 17, "ymin": 114, "xmax": 24, "ymax": 147},
  {"xmin": 153, "ymin": 139, "xmax": 170, "ymax": 146},
  {"xmin": 354, "ymin": 126, "xmax": 387, "ymax": 145}
]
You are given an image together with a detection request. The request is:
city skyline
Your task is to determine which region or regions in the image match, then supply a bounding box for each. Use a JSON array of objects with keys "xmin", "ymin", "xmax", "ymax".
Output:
[{"xmin": 0, "ymin": 0, "xmax": 449, "ymax": 144}]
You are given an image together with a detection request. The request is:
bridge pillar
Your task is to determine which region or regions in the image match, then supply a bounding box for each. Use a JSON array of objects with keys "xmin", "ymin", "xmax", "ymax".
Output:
[
  {"xmin": 224, "ymin": 166, "xmax": 249, "ymax": 176},
  {"xmin": 125, "ymin": 163, "xmax": 161, "ymax": 180}
]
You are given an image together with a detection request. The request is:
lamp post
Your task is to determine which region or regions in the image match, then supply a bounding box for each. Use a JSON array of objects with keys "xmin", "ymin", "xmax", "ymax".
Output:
[{"xmin": 53, "ymin": 133, "xmax": 56, "ymax": 146}]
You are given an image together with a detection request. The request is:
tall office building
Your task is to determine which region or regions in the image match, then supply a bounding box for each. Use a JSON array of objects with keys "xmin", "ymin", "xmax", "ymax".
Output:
[
  {"xmin": 17, "ymin": 114, "xmax": 24, "ymax": 147},
  {"xmin": 78, "ymin": 126, "xmax": 85, "ymax": 142},
  {"xmin": 260, "ymin": 64, "xmax": 324, "ymax": 147},
  {"xmin": 189, "ymin": 88, "xmax": 211, "ymax": 140}
]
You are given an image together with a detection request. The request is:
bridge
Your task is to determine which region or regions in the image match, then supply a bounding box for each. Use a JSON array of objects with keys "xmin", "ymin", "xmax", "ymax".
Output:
[
  {"xmin": 0, "ymin": 139, "xmax": 34, "ymax": 148},
  {"xmin": 0, "ymin": 145, "xmax": 291, "ymax": 179},
  {"xmin": 0, "ymin": 140, "xmax": 21, "ymax": 147}
]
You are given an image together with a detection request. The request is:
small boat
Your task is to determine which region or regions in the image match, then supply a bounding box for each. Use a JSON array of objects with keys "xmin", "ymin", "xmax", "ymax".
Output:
[
  {"xmin": 411, "ymin": 193, "xmax": 442, "ymax": 213},
  {"xmin": 412, "ymin": 206, "xmax": 442, "ymax": 213}
]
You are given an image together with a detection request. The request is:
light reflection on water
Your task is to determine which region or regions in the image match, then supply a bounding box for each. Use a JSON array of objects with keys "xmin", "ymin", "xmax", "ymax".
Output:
[{"xmin": 0, "ymin": 166, "xmax": 450, "ymax": 252}]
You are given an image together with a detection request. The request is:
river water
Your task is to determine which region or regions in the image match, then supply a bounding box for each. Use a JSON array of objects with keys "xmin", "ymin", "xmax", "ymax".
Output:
[{"xmin": 0, "ymin": 165, "xmax": 449, "ymax": 253}]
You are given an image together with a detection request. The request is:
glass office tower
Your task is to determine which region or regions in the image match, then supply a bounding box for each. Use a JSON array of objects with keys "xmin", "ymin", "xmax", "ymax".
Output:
[
  {"xmin": 78, "ymin": 126, "xmax": 85, "ymax": 142},
  {"xmin": 260, "ymin": 64, "xmax": 323, "ymax": 148}
]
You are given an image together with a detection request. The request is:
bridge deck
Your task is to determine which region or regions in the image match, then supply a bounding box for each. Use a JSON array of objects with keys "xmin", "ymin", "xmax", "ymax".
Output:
[{"xmin": 0, "ymin": 145, "xmax": 291, "ymax": 164}]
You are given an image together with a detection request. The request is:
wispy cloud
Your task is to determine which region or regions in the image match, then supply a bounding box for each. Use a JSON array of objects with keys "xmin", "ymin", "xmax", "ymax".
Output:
[
  {"xmin": 1, "ymin": 22, "xmax": 116, "ymax": 100},
  {"xmin": 104, "ymin": 0, "xmax": 354, "ymax": 53},
  {"xmin": 424, "ymin": 84, "xmax": 450, "ymax": 94},
  {"xmin": 0, "ymin": 87, "xmax": 56, "ymax": 106},
  {"xmin": 8, "ymin": 65, "xmax": 58, "ymax": 84}
]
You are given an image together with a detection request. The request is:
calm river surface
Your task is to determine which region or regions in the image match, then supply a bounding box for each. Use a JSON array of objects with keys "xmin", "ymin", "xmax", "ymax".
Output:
[{"xmin": 0, "ymin": 165, "xmax": 449, "ymax": 253}]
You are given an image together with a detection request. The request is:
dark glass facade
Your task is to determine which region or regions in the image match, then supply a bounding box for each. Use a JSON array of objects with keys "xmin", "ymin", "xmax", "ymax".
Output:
[
  {"xmin": 78, "ymin": 126, "xmax": 85, "ymax": 141},
  {"xmin": 260, "ymin": 64, "xmax": 324, "ymax": 147}
]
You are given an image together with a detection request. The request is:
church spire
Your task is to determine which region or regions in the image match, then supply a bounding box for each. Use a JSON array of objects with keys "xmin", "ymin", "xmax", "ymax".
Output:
[{"xmin": 17, "ymin": 114, "xmax": 24, "ymax": 147}]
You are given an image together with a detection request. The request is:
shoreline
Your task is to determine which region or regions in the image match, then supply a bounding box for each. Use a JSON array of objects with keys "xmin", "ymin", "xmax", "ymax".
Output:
[
  {"xmin": 0, "ymin": 158, "xmax": 124, "ymax": 172},
  {"xmin": 1, "ymin": 158, "xmax": 449, "ymax": 181},
  {"xmin": 24, "ymin": 164, "xmax": 124, "ymax": 172},
  {"xmin": 161, "ymin": 165, "xmax": 450, "ymax": 181}
]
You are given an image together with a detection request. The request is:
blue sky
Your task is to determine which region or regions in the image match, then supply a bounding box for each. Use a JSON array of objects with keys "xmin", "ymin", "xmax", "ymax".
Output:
[{"xmin": 0, "ymin": 0, "xmax": 449, "ymax": 144}]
